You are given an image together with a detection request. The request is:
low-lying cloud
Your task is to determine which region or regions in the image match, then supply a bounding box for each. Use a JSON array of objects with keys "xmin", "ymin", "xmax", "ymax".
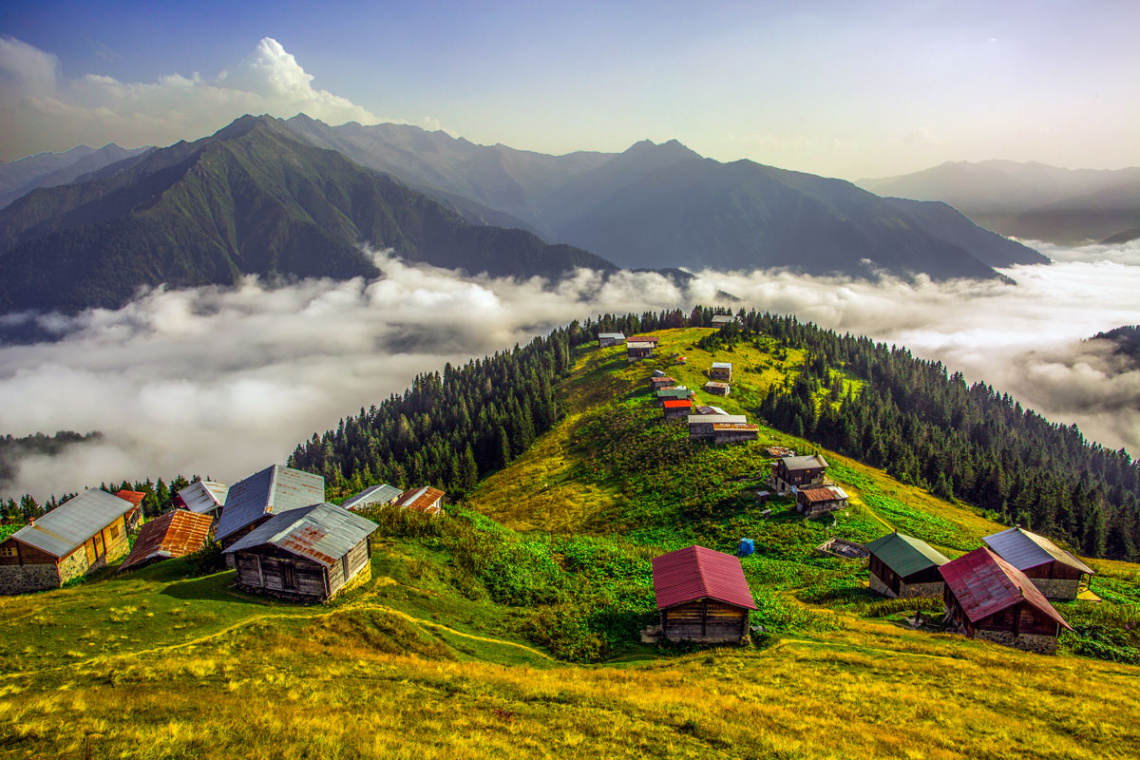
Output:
[
  {"xmin": 0, "ymin": 36, "xmax": 442, "ymax": 160},
  {"xmin": 2, "ymin": 243, "xmax": 1139, "ymax": 501}
]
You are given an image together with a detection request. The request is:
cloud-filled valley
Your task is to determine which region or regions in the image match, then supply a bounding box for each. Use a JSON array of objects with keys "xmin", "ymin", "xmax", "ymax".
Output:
[{"xmin": 2, "ymin": 243, "xmax": 1139, "ymax": 501}]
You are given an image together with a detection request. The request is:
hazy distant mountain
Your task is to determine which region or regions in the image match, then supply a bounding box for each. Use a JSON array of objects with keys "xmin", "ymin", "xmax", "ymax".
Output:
[
  {"xmin": 286, "ymin": 118, "xmax": 1041, "ymax": 280},
  {"xmin": 0, "ymin": 144, "xmax": 152, "ymax": 209},
  {"xmin": 1103, "ymin": 225, "xmax": 1140, "ymax": 244},
  {"xmin": 1090, "ymin": 325, "xmax": 1140, "ymax": 366},
  {"xmin": 858, "ymin": 161, "xmax": 1140, "ymax": 244},
  {"xmin": 0, "ymin": 116, "xmax": 615, "ymax": 313}
]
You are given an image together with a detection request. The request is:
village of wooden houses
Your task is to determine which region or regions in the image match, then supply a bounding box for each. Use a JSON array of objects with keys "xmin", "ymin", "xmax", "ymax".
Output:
[{"xmin": 0, "ymin": 320, "xmax": 1104, "ymax": 665}]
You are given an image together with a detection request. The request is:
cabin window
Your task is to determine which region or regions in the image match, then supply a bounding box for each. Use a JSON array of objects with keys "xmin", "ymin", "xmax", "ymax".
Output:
[
  {"xmin": 1, "ymin": 546, "xmax": 15, "ymax": 558},
  {"xmin": 109, "ymin": 524, "xmax": 120, "ymax": 539},
  {"xmin": 282, "ymin": 564, "xmax": 297, "ymax": 590}
]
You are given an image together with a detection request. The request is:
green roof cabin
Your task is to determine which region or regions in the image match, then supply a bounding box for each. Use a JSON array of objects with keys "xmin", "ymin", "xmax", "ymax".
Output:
[{"xmin": 865, "ymin": 531, "xmax": 950, "ymax": 599}]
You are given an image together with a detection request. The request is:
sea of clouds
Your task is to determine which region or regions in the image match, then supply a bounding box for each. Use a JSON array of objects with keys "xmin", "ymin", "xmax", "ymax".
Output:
[{"xmin": 1, "ymin": 242, "xmax": 1139, "ymax": 501}]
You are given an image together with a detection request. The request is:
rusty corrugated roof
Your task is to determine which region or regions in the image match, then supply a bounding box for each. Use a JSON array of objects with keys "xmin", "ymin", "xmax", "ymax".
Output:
[
  {"xmin": 394, "ymin": 486, "xmax": 445, "ymax": 514},
  {"xmin": 653, "ymin": 545, "xmax": 756, "ymax": 611},
  {"xmin": 115, "ymin": 490, "xmax": 146, "ymax": 507},
  {"xmin": 223, "ymin": 502, "xmax": 377, "ymax": 567},
  {"xmin": 627, "ymin": 335, "xmax": 659, "ymax": 343},
  {"xmin": 939, "ymin": 547, "xmax": 1071, "ymax": 630},
  {"xmin": 119, "ymin": 510, "xmax": 213, "ymax": 571}
]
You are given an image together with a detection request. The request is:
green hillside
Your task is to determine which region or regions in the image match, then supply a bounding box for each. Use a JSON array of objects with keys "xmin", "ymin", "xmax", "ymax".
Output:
[{"xmin": 2, "ymin": 326, "xmax": 1139, "ymax": 758}]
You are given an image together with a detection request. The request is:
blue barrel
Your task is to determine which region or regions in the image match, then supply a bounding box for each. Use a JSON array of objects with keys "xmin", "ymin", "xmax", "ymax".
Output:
[{"xmin": 738, "ymin": 538, "xmax": 754, "ymax": 557}]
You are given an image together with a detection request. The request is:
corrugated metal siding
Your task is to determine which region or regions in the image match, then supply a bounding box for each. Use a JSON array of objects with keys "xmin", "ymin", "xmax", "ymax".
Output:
[
  {"xmin": 653, "ymin": 545, "xmax": 757, "ymax": 611},
  {"xmin": 11, "ymin": 490, "xmax": 136, "ymax": 557}
]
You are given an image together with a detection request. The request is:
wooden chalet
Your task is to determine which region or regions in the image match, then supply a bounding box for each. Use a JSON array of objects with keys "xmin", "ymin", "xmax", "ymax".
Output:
[
  {"xmin": 704, "ymin": 381, "xmax": 731, "ymax": 397},
  {"xmin": 712, "ymin": 423, "xmax": 759, "ymax": 444},
  {"xmin": 225, "ymin": 503, "xmax": 377, "ymax": 602},
  {"xmin": 939, "ymin": 547, "xmax": 1072, "ymax": 654},
  {"xmin": 768, "ymin": 454, "xmax": 828, "ymax": 494},
  {"xmin": 711, "ymin": 315, "xmax": 739, "ymax": 327},
  {"xmin": 656, "ymin": 387, "xmax": 694, "ymax": 405},
  {"xmin": 864, "ymin": 531, "xmax": 949, "ymax": 598},
  {"xmin": 652, "ymin": 545, "xmax": 756, "ymax": 643},
  {"xmin": 0, "ymin": 490, "xmax": 134, "ymax": 594},
  {"xmin": 709, "ymin": 362, "xmax": 733, "ymax": 381},
  {"xmin": 688, "ymin": 414, "xmax": 748, "ymax": 439},
  {"xmin": 795, "ymin": 485, "xmax": 849, "ymax": 517},
  {"xmin": 627, "ymin": 335, "xmax": 660, "ymax": 346},
  {"xmin": 598, "ymin": 332, "xmax": 626, "ymax": 348},
  {"xmin": 393, "ymin": 486, "xmax": 445, "ymax": 515},
  {"xmin": 173, "ymin": 480, "xmax": 228, "ymax": 522},
  {"xmin": 214, "ymin": 465, "xmax": 325, "ymax": 549},
  {"xmin": 118, "ymin": 510, "xmax": 213, "ymax": 572},
  {"xmin": 341, "ymin": 483, "xmax": 404, "ymax": 512},
  {"xmin": 114, "ymin": 490, "xmax": 145, "ymax": 531},
  {"xmin": 982, "ymin": 527, "xmax": 1095, "ymax": 600},
  {"xmin": 662, "ymin": 398, "xmax": 693, "ymax": 420},
  {"xmin": 627, "ymin": 341, "xmax": 655, "ymax": 360},
  {"xmin": 649, "ymin": 375, "xmax": 677, "ymax": 391}
]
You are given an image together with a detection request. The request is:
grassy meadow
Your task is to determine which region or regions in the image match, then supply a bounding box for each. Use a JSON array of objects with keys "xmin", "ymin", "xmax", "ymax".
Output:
[{"xmin": 2, "ymin": 326, "xmax": 1139, "ymax": 758}]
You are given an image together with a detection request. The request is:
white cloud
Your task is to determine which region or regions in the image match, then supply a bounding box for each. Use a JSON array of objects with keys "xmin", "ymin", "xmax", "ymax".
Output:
[
  {"xmin": 0, "ymin": 36, "xmax": 433, "ymax": 160},
  {"xmin": 2, "ymin": 244, "xmax": 1139, "ymax": 501}
]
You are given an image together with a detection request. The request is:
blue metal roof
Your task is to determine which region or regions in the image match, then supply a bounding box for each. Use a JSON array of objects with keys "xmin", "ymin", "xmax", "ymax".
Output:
[
  {"xmin": 224, "ymin": 502, "xmax": 377, "ymax": 567},
  {"xmin": 214, "ymin": 465, "xmax": 325, "ymax": 542},
  {"xmin": 8, "ymin": 489, "xmax": 135, "ymax": 558}
]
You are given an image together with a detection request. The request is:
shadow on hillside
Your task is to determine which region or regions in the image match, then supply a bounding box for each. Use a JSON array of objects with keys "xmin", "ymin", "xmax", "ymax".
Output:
[{"xmin": 159, "ymin": 571, "xmax": 277, "ymax": 606}]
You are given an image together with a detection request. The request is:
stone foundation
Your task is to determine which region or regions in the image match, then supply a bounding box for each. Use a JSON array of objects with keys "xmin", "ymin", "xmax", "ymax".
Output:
[
  {"xmin": 975, "ymin": 629, "xmax": 1058, "ymax": 655},
  {"xmin": 0, "ymin": 564, "xmax": 61, "ymax": 595},
  {"xmin": 57, "ymin": 549, "xmax": 90, "ymax": 586},
  {"xmin": 1028, "ymin": 578, "xmax": 1081, "ymax": 601},
  {"xmin": 869, "ymin": 573, "xmax": 895, "ymax": 598}
]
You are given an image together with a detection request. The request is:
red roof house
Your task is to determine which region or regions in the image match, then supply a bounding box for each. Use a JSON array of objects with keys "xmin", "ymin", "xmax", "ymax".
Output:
[
  {"xmin": 119, "ymin": 510, "xmax": 214, "ymax": 572},
  {"xmin": 662, "ymin": 398, "xmax": 693, "ymax": 420},
  {"xmin": 939, "ymin": 547, "xmax": 1072, "ymax": 654},
  {"xmin": 652, "ymin": 545, "xmax": 756, "ymax": 643}
]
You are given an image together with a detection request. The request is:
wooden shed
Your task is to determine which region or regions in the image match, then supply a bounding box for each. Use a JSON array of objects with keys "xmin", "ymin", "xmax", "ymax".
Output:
[
  {"xmin": 864, "ymin": 531, "xmax": 949, "ymax": 598},
  {"xmin": 709, "ymin": 362, "xmax": 733, "ymax": 381},
  {"xmin": 598, "ymin": 332, "xmax": 626, "ymax": 347},
  {"xmin": 768, "ymin": 454, "xmax": 829, "ymax": 494},
  {"xmin": 393, "ymin": 486, "xmax": 445, "ymax": 515},
  {"xmin": 704, "ymin": 381, "xmax": 731, "ymax": 397},
  {"xmin": 119, "ymin": 510, "xmax": 214, "ymax": 572},
  {"xmin": 214, "ymin": 465, "xmax": 326, "ymax": 548},
  {"xmin": 652, "ymin": 545, "xmax": 756, "ymax": 643},
  {"xmin": 795, "ymin": 485, "xmax": 849, "ymax": 518},
  {"xmin": 656, "ymin": 387, "xmax": 694, "ymax": 405},
  {"xmin": 662, "ymin": 398, "xmax": 693, "ymax": 420},
  {"xmin": 627, "ymin": 342, "xmax": 655, "ymax": 360},
  {"xmin": 0, "ymin": 489, "xmax": 134, "ymax": 594},
  {"xmin": 982, "ymin": 527, "xmax": 1095, "ymax": 600},
  {"xmin": 341, "ymin": 483, "xmax": 403, "ymax": 512},
  {"xmin": 225, "ymin": 502, "xmax": 377, "ymax": 602},
  {"xmin": 688, "ymin": 414, "xmax": 748, "ymax": 439},
  {"xmin": 939, "ymin": 547, "xmax": 1072, "ymax": 654},
  {"xmin": 711, "ymin": 423, "xmax": 759, "ymax": 444}
]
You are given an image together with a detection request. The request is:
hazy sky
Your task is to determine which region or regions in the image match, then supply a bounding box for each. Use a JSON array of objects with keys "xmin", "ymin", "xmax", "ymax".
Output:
[{"xmin": 2, "ymin": 1, "xmax": 1138, "ymax": 178}]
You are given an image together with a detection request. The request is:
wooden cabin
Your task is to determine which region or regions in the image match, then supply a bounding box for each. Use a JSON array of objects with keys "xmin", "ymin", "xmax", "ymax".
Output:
[
  {"xmin": 0, "ymin": 490, "xmax": 134, "ymax": 594},
  {"xmin": 982, "ymin": 527, "xmax": 1095, "ymax": 600},
  {"xmin": 711, "ymin": 315, "xmax": 739, "ymax": 327},
  {"xmin": 598, "ymin": 332, "xmax": 626, "ymax": 348},
  {"xmin": 393, "ymin": 486, "xmax": 445, "ymax": 515},
  {"xmin": 173, "ymin": 480, "xmax": 229, "ymax": 523},
  {"xmin": 649, "ymin": 375, "xmax": 677, "ymax": 391},
  {"xmin": 652, "ymin": 545, "xmax": 756, "ymax": 643},
  {"xmin": 768, "ymin": 454, "xmax": 829, "ymax": 494},
  {"xmin": 712, "ymin": 423, "xmax": 759, "ymax": 444},
  {"xmin": 114, "ymin": 490, "xmax": 145, "ymax": 531},
  {"xmin": 225, "ymin": 502, "xmax": 377, "ymax": 602},
  {"xmin": 214, "ymin": 465, "xmax": 325, "ymax": 549},
  {"xmin": 662, "ymin": 398, "xmax": 693, "ymax": 420},
  {"xmin": 795, "ymin": 485, "xmax": 849, "ymax": 518},
  {"xmin": 656, "ymin": 387, "xmax": 694, "ymax": 405},
  {"xmin": 341, "ymin": 483, "xmax": 403, "ymax": 512},
  {"xmin": 709, "ymin": 362, "xmax": 733, "ymax": 381},
  {"xmin": 627, "ymin": 335, "xmax": 660, "ymax": 346},
  {"xmin": 939, "ymin": 547, "xmax": 1072, "ymax": 654},
  {"xmin": 704, "ymin": 381, "xmax": 731, "ymax": 397},
  {"xmin": 627, "ymin": 342, "xmax": 655, "ymax": 360},
  {"xmin": 119, "ymin": 510, "xmax": 213, "ymax": 572},
  {"xmin": 688, "ymin": 414, "xmax": 748, "ymax": 439},
  {"xmin": 864, "ymin": 531, "xmax": 949, "ymax": 598}
]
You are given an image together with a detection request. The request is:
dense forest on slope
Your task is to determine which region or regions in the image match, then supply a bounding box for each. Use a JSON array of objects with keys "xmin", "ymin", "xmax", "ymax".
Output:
[{"xmin": 1091, "ymin": 325, "xmax": 1140, "ymax": 365}]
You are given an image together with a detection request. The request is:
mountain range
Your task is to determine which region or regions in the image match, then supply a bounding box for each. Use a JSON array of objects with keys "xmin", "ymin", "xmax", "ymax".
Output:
[
  {"xmin": 0, "ymin": 117, "xmax": 613, "ymax": 313},
  {"xmin": 285, "ymin": 116, "xmax": 1045, "ymax": 278},
  {"xmin": 0, "ymin": 115, "xmax": 1054, "ymax": 314},
  {"xmin": 859, "ymin": 161, "xmax": 1140, "ymax": 245},
  {"xmin": 0, "ymin": 143, "xmax": 153, "ymax": 210}
]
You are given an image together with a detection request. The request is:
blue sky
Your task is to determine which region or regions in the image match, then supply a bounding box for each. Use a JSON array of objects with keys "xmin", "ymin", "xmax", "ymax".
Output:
[{"xmin": 1, "ymin": 1, "xmax": 1138, "ymax": 177}]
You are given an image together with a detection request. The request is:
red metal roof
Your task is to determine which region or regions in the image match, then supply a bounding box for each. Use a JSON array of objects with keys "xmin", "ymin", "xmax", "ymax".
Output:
[
  {"xmin": 663, "ymin": 399, "xmax": 692, "ymax": 409},
  {"xmin": 119, "ymin": 510, "xmax": 213, "ymax": 571},
  {"xmin": 652, "ymin": 545, "xmax": 757, "ymax": 611},
  {"xmin": 115, "ymin": 490, "xmax": 146, "ymax": 507},
  {"xmin": 939, "ymin": 548, "xmax": 1071, "ymax": 630}
]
